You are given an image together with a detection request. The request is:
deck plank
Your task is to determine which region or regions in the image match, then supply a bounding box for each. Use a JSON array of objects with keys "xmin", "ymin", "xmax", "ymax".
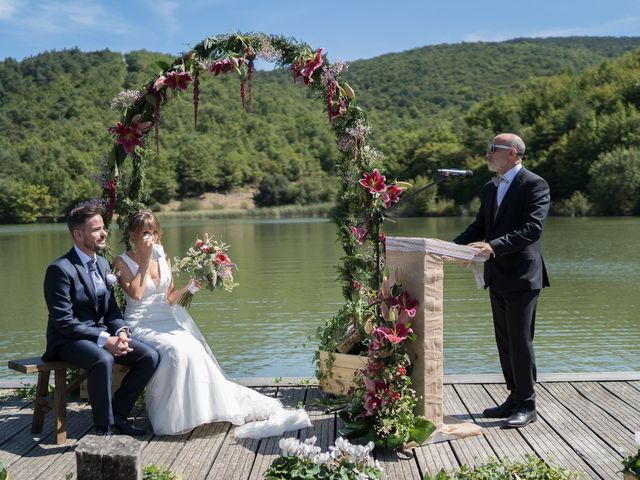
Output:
[
  {"xmin": 248, "ymin": 386, "xmax": 307, "ymax": 480},
  {"xmin": 542, "ymin": 382, "xmax": 635, "ymax": 456},
  {"xmin": 484, "ymin": 383, "xmax": 600, "ymax": 478},
  {"xmin": 454, "ymin": 383, "xmax": 531, "ymax": 462},
  {"xmin": 442, "ymin": 384, "xmax": 496, "ymax": 467},
  {"xmin": 1, "ymin": 380, "xmax": 638, "ymax": 480}
]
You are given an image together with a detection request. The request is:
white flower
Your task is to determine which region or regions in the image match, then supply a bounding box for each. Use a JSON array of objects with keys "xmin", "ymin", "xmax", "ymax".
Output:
[{"xmin": 105, "ymin": 273, "xmax": 118, "ymax": 288}]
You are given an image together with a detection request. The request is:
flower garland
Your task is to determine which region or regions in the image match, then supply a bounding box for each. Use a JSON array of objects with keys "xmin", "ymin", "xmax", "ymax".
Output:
[
  {"xmin": 102, "ymin": 31, "xmax": 425, "ymax": 447},
  {"xmin": 338, "ymin": 276, "xmax": 435, "ymax": 448}
]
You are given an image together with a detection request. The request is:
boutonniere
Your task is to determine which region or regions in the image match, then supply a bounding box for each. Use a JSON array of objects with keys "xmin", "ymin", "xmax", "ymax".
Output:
[{"xmin": 106, "ymin": 272, "xmax": 118, "ymax": 289}]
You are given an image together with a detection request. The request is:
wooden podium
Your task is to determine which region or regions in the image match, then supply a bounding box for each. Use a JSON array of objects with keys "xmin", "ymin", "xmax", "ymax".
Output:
[{"xmin": 385, "ymin": 237, "xmax": 488, "ymax": 428}]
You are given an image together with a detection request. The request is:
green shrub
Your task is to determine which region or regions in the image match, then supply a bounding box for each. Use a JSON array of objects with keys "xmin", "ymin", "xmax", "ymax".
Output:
[
  {"xmin": 423, "ymin": 456, "xmax": 581, "ymax": 479},
  {"xmin": 552, "ymin": 191, "xmax": 591, "ymax": 216},
  {"xmin": 0, "ymin": 459, "xmax": 7, "ymax": 480},
  {"xmin": 588, "ymin": 146, "xmax": 640, "ymax": 215},
  {"xmin": 143, "ymin": 464, "xmax": 179, "ymax": 480}
]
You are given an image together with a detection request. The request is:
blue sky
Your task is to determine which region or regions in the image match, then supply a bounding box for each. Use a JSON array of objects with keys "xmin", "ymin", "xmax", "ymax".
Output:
[{"xmin": 1, "ymin": 0, "xmax": 640, "ymax": 62}]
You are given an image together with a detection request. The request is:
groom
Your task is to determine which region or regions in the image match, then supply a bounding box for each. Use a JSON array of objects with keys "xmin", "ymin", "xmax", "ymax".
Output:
[{"xmin": 43, "ymin": 203, "xmax": 159, "ymax": 435}]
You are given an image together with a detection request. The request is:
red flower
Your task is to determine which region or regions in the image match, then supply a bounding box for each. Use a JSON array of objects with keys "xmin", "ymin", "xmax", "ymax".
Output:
[
  {"xmin": 154, "ymin": 71, "xmax": 192, "ymax": 92},
  {"xmin": 397, "ymin": 365, "xmax": 407, "ymax": 376},
  {"xmin": 301, "ymin": 48, "xmax": 323, "ymax": 85},
  {"xmin": 209, "ymin": 57, "xmax": 242, "ymax": 76},
  {"xmin": 382, "ymin": 184, "xmax": 402, "ymax": 208},
  {"xmin": 390, "ymin": 290, "xmax": 418, "ymax": 318},
  {"xmin": 201, "ymin": 245, "xmax": 212, "ymax": 254},
  {"xmin": 195, "ymin": 240, "xmax": 204, "ymax": 248},
  {"xmin": 391, "ymin": 392, "xmax": 401, "ymax": 402},
  {"xmin": 215, "ymin": 252, "xmax": 231, "ymax": 264},
  {"xmin": 359, "ymin": 169, "xmax": 387, "ymax": 194},
  {"xmin": 108, "ymin": 121, "xmax": 152, "ymax": 155},
  {"xmin": 350, "ymin": 225, "xmax": 367, "ymax": 245}
]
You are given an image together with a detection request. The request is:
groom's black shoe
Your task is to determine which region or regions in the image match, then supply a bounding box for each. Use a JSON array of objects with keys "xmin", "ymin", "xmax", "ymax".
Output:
[
  {"xmin": 502, "ymin": 408, "xmax": 537, "ymax": 428},
  {"xmin": 482, "ymin": 398, "xmax": 515, "ymax": 418},
  {"xmin": 113, "ymin": 414, "xmax": 146, "ymax": 436}
]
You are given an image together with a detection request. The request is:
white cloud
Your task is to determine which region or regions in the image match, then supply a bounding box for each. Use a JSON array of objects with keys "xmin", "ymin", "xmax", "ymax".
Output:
[
  {"xmin": 19, "ymin": 0, "xmax": 129, "ymax": 34},
  {"xmin": 0, "ymin": 0, "xmax": 21, "ymax": 20},
  {"xmin": 145, "ymin": 0, "xmax": 181, "ymax": 37}
]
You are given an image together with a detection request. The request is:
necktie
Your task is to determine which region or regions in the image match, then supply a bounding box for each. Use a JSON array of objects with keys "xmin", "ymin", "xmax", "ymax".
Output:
[
  {"xmin": 491, "ymin": 175, "xmax": 508, "ymax": 186},
  {"xmin": 88, "ymin": 258, "xmax": 107, "ymax": 298}
]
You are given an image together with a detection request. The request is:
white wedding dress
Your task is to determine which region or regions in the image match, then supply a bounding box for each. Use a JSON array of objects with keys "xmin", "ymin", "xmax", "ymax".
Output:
[{"xmin": 118, "ymin": 245, "xmax": 310, "ymax": 437}]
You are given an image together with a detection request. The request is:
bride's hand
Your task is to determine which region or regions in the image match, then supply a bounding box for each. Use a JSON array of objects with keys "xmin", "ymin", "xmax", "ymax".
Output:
[
  {"xmin": 187, "ymin": 278, "xmax": 201, "ymax": 294},
  {"xmin": 137, "ymin": 231, "xmax": 155, "ymax": 263}
]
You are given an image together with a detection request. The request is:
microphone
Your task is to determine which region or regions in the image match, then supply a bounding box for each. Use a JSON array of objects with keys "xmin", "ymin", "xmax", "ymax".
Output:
[{"xmin": 436, "ymin": 168, "xmax": 473, "ymax": 177}]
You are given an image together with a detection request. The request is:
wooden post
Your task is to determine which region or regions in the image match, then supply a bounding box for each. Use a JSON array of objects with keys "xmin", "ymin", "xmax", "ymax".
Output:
[
  {"xmin": 76, "ymin": 435, "xmax": 142, "ymax": 480},
  {"xmin": 385, "ymin": 237, "xmax": 488, "ymax": 428}
]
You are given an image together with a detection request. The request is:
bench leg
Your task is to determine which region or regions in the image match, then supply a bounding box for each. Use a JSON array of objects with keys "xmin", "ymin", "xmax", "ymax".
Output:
[
  {"xmin": 54, "ymin": 369, "xmax": 67, "ymax": 444},
  {"xmin": 32, "ymin": 370, "xmax": 50, "ymax": 434}
]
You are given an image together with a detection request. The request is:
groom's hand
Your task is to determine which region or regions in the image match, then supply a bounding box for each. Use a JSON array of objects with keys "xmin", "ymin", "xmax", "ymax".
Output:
[{"xmin": 105, "ymin": 335, "xmax": 133, "ymax": 357}]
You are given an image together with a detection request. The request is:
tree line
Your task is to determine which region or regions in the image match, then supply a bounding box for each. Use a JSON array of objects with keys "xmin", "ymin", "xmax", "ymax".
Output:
[{"xmin": 1, "ymin": 36, "xmax": 640, "ymax": 223}]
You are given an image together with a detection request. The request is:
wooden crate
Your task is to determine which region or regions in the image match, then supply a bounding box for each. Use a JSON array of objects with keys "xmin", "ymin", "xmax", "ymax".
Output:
[
  {"xmin": 79, "ymin": 364, "xmax": 130, "ymax": 400},
  {"xmin": 318, "ymin": 351, "xmax": 368, "ymax": 396}
]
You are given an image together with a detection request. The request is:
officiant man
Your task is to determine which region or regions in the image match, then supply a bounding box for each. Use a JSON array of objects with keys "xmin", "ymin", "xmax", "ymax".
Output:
[
  {"xmin": 43, "ymin": 203, "xmax": 159, "ymax": 436},
  {"xmin": 453, "ymin": 133, "xmax": 550, "ymax": 428}
]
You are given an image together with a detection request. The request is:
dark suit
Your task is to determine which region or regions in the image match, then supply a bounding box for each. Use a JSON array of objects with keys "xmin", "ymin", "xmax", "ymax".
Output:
[
  {"xmin": 454, "ymin": 167, "xmax": 550, "ymax": 409},
  {"xmin": 43, "ymin": 247, "xmax": 159, "ymax": 428}
]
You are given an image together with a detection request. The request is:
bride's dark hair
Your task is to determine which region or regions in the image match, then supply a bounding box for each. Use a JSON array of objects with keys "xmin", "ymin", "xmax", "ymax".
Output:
[{"xmin": 127, "ymin": 210, "xmax": 162, "ymax": 246}]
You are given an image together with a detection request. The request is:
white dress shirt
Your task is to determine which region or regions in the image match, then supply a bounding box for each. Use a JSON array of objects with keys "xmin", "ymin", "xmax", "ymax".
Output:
[{"xmin": 496, "ymin": 163, "xmax": 522, "ymax": 207}]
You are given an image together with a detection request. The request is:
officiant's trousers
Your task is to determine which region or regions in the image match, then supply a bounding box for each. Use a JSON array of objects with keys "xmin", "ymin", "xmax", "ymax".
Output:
[{"xmin": 489, "ymin": 287, "xmax": 539, "ymax": 409}]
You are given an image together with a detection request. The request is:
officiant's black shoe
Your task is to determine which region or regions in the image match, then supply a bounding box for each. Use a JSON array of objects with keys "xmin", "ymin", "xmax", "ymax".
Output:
[
  {"xmin": 95, "ymin": 426, "xmax": 113, "ymax": 436},
  {"xmin": 502, "ymin": 408, "xmax": 537, "ymax": 428},
  {"xmin": 113, "ymin": 414, "xmax": 146, "ymax": 436},
  {"xmin": 482, "ymin": 398, "xmax": 515, "ymax": 418}
]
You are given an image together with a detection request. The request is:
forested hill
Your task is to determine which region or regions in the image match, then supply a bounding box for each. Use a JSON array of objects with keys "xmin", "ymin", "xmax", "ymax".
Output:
[{"xmin": 1, "ymin": 36, "xmax": 640, "ymax": 223}]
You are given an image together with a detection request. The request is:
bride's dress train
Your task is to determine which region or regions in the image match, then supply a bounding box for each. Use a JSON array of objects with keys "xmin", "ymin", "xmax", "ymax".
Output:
[{"xmin": 118, "ymin": 246, "xmax": 310, "ymax": 437}]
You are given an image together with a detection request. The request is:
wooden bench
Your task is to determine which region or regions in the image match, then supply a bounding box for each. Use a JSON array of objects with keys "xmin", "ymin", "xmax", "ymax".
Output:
[{"xmin": 8, "ymin": 357, "xmax": 88, "ymax": 445}]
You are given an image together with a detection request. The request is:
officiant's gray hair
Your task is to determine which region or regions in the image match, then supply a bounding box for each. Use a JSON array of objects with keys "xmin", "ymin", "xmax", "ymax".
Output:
[
  {"xmin": 506, "ymin": 134, "xmax": 526, "ymax": 158},
  {"xmin": 126, "ymin": 210, "xmax": 162, "ymax": 242}
]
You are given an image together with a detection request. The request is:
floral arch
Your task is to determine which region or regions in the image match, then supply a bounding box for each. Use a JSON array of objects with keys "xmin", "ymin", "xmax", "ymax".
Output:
[{"xmin": 103, "ymin": 32, "xmax": 431, "ymax": 447}]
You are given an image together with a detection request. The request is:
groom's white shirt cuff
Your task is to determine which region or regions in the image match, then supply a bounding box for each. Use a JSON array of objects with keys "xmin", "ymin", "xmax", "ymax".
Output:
[{"xmin": 97, "ymin": 327, "xmax": 129, "ymax": 348}]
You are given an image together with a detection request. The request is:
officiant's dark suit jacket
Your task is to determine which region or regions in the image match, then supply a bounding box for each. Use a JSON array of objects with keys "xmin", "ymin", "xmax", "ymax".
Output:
[
  {"xmin": 43, "ymin": 248, "xmax": 125, "ymax": 359},
  {"xmin": 453, "ymin": 167, "xmax": 550, "ymax": 291},
  {"xmin": 43, "ymin": 247, "xmax": 158, "ymax": 428},
  {"xmin": 454, "ymin": 167, "xmax": 550, "ymax": 408}
]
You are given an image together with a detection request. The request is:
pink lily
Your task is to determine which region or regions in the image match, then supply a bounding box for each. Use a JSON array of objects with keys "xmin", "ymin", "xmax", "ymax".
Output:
[
  {"xmin": 108, "ymin": 121, "xmax": 152, "ymax": 155},
  {"xmin": 301, "ymin": 48, "xmax": 323, "ymax": 85},
  {"xmin": 350, "ymin": 225, "xmax": 367, "ymax": 245},
  {"xmin": 154, "ymin": 71, "xmax": 192, "ymax": 92},
  {"xmin": 390, "ymin": 290, "xmax": 418, "ymax": 318},
  {"xmin": 359, "ymin": 169, "xmax": 387, "ymax": 194},
  {"xmin": 209, "ymin": 57, "xmax": 242, "ymax": 76},
  {"xmin": 382, "ymin": 184, "xmax": 402, "ymax": 207},
  {"xmin": 373, "ymin": 323, "xmax": 413, "ymax": 344}
]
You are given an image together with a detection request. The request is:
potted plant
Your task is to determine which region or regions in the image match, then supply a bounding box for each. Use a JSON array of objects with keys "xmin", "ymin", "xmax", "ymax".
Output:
[{"xmin": 622, "ymin": 432, "xmax": 640, "ymax": 479}]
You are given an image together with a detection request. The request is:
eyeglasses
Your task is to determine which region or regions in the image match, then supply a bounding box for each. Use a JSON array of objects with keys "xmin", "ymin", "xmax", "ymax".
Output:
[{"xmin": 488, "ymin": 144, "xmax": 513, "ymax": 154}]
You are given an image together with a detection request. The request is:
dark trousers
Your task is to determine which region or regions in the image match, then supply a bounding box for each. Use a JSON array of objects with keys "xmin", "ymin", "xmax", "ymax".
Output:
[
  {"xmin": 58, "ymin": 338, "xmax": 159, "ymax": 428},
  {"xmin": 489, "ymin": 287, "xmax": 540, "ymax": 409}
]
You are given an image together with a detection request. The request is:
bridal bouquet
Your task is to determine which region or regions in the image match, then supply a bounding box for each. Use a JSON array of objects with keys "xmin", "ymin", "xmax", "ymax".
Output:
[{"xmin": 172, "ymin": 233, "xmax": 238, "ymax": 308}]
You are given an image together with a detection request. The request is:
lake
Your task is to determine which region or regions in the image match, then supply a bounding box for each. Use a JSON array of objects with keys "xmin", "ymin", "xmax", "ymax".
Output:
[{"xmin": 1, "ymin": 216, "xmax": 638, "ymax": 383}]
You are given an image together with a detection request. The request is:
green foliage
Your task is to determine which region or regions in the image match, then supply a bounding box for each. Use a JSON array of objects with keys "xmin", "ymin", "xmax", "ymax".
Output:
[
  {"xmin": 423, "ymin": 456, "xmax": 581, "ymax": 480},
  {"xmin": 143, "ymin": 464, "xmax": 179, "ymax": 480},
  {"xmin": 0, "ymin": 460, "xmax": 6, "ymax": 480},
  {"xmin": 587, "ymin": 147, "xmax": 640, "ymax": 215},
  {"xmin": 2, "ymin": 38, "xmax": 640, "ymax": 223},
  {"xmin": 552, "ymin": 191, "xmax": 591, "ymax": 216}
]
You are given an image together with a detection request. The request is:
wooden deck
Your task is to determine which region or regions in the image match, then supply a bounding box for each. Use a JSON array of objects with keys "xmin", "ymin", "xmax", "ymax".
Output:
[{"xmin": 1, "ymin": 374, "xmax": 639, "ymax": 479}]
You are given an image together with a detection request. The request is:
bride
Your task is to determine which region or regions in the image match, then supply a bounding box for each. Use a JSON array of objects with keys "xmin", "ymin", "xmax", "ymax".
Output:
[{"xmin": 113, "ymin": 210, "xmax": 310, "ymax": 437}]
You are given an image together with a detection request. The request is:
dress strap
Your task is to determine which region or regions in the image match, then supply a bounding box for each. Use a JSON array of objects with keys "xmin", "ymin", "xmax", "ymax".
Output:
[{"xmin": 118, "ymin": 252, "xmax": 139, "ymax": 276}]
